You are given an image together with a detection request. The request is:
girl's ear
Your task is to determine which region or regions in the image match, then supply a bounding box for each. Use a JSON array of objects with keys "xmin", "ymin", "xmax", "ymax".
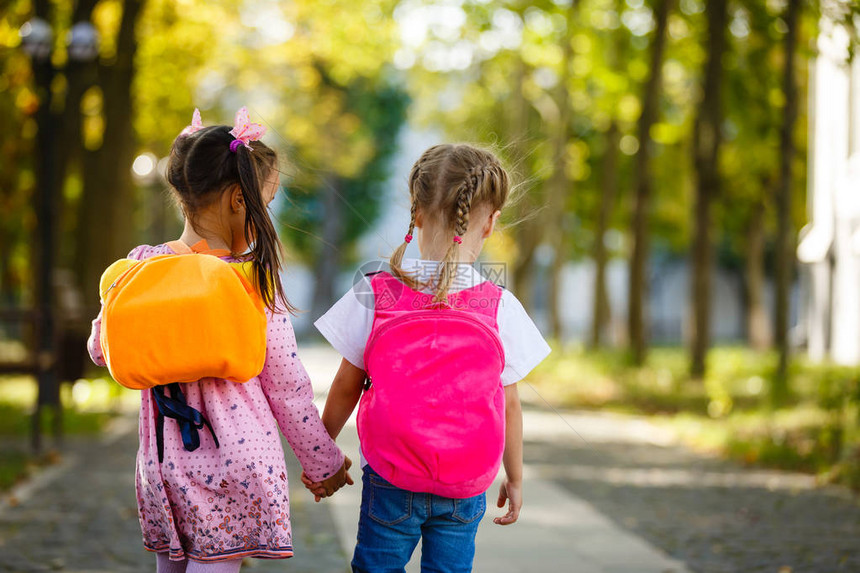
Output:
[
  {"xmin": 414, "ymin": 208, "xmax": 425, "ymax": 229},
  {"xmin": 230, "ymin": 186, "xmax": 245, "ymax": 213},
  {"xmin": 482, "ymin": 210, "xmax": 501, "ymax": 239}
]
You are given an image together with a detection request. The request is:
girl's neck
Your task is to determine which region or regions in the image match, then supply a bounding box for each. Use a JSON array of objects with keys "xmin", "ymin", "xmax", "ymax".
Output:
[
  {"xmin": 419, "ymin": 244, "xmax": 478, "ymax": 264},
  {"xmin": 179, "ymin": 220, "xmax": 232, "ymax": 252},
  {"xmin": 417, "ymin": 225, "xmax": 480, "ymax": 264}
]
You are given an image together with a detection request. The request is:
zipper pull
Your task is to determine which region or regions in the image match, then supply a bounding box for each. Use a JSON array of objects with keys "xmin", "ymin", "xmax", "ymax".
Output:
[{"xmin": 363, "ymin": 376, "xmax": 373, "ymax": 391}]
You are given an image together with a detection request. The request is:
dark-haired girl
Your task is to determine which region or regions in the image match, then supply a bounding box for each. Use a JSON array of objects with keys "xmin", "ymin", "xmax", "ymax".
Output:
[{"xmin": 87, "ymin": 108, "xmax": 351, "ymax": 573}]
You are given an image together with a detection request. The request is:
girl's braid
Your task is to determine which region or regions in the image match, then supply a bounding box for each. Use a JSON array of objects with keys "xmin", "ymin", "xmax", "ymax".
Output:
[
  {"xmin": 390, "ymin": 159, "xmax": 428, "ymax": 291},
  {"xmin": 455, "ymin": 166, "xmax": 479, "ymax": 238},
  {"xmin": 406, "ymin": 162, "xmax": 423, "ymax": 236},
  {"xmin": 407, "ymin": 201, "xmax": 418, "ymax": 236}
]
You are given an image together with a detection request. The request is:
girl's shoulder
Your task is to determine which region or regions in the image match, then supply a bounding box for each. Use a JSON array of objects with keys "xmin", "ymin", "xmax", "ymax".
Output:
[
  {"xmin": 127, "ymin": 243, "xmax": 174, "ymax": 261},
  {"xmin": 495, "ymin": 287, "xmax": 551, "ymax": 385}
]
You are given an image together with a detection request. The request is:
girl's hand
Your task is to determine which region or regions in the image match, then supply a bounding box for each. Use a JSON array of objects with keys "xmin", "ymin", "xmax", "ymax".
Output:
[
  {"xmin": 493, "ymin": 478, "xmax": 522, "ymax": 525},
  {"xmin": 301, "ymin": 456, "xmax": 353, "ymax": 502},
  {"xmin": 300, "ymin": 472, "xmax": 328, "ymax": 500}
]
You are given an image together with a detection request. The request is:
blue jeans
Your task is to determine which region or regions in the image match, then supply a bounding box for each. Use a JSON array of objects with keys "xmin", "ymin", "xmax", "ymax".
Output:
[{"xmin": 352, "ymin": 466, "xmax": 487, "ymax": 573}]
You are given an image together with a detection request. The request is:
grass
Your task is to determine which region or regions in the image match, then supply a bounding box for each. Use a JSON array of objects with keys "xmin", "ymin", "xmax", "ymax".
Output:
[
  {"xmin": 528, "ymin": 344, "xmax": 860, "ymax": 488},
  {"xmin": 0, "ymin": 374, "xmax": 139, "ymax": 492}
]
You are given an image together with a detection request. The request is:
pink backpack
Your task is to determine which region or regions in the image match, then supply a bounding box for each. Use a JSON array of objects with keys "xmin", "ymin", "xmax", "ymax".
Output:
[{"xmin": 358, "ymin": 271, "xmax": 506, "ymax": 498}]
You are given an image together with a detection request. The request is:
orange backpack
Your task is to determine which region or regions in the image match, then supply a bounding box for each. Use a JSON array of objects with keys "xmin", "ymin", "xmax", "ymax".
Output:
[{"xmin": 98, "ymin": 240, "xmax": 267, "ymax": 390}]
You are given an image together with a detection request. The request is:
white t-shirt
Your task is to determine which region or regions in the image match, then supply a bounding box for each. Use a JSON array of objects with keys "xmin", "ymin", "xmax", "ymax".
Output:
[{"xmin": 314, "ymin": 258, "xmax": 551, "ymax": 385}]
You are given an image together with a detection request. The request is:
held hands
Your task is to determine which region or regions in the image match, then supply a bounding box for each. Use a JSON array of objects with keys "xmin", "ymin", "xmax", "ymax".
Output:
[
  {"xmin": 301, "ymin": 456, "xmax": 521, "ymax": 522},
  {"xmin": 301, "ymin": 456, "xmax": 354, "ymax": 502},
  {"xmin": 493, "ymin": 478, "xmax": 522, "ymax": 526}
]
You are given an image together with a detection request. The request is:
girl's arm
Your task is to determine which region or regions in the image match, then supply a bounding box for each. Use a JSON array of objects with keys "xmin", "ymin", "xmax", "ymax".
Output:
[
  {"xmin": 301, "ymin": 357, "xmax": 365, "ymax": 501},
  {"xmin": 258, "ymin": 311, "xmax": 346, "ymax": 484},
  {"xmin": 87, "ymin": 309, "xmax": 107, "ymax": 367},
  {"xmin": 321, "ymin": 358, "xmax": 366, "ymax": 439},
  {"xmin": 494, "ymin": 383, "xmax": 523, "ymax": 526}
]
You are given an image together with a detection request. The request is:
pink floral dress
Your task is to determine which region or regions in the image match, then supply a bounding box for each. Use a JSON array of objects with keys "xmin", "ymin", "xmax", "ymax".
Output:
[{"xmin": 87, "ymin": 243, "xmax": 344, "ymax": 563}]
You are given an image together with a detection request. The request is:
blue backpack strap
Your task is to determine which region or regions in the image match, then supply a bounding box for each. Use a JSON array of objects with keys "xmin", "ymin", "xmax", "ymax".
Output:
[{"xmin": 151, "ymin": 383, "xmax": 220, "ymax": 463}]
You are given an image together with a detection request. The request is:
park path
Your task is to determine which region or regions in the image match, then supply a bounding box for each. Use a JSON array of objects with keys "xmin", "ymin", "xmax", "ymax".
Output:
[
  {"xmin": 300, "ymin": 347, "xmax": 688, "ymax": 573},
  {"xmin": 2, "ymin": 345, "xmax": 860, "ymax": 572}
]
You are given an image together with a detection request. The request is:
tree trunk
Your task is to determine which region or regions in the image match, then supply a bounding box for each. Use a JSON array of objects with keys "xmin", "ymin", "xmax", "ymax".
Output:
[
  {"xmin": 58, "ymin": 0, "xmax": 100, "ymax": 269},
  {"xmin": 690, "ymin": 0, "xmax": 728, "ymax": 379},
  {"xmin": 545, "ymin": 2, "xmax": 578, "ymax": 341},
  {"xmin": 745, "ymin": 199, "xmax": 771, "ymax": 350},
  {"xmin": 77, "ymin": 0, "xmax": 144, "ymax": 312},
  {"xmin": 311, "ymin": 176, "xmax": 344, "ymax": 321},
  {"xmin": 512, "ymin": 213, "xmax": 540, "ymax": 312},
  {"xmin": 628, "ymin": 0, "xmax": 673, "ymax": 364},
  {"xmin": 591, "ymin": 120, "xmax": 619, "ymax": 348},
  {"xmin": 57, "ymin": 63, "xmax": 94, "ymax": 267},
  {"xmin": 773, "ymin": 0, "xmax": 800, "ymax": 404},
  {"xmin": 590, "ymin": 0, "xmax": 628, "ymax": 349},
  {"xmin": 78, "ymin": 146, "xmax": 111, "ymax": 312},
  {"xmin": 509, "ymin": 59, "xmax": 539, "ymax": 311}
]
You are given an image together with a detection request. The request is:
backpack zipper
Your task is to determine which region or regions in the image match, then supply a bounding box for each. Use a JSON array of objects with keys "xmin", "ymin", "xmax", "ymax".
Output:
[{"xmin": 103, "ymin": 264, "xmax": 139, "ymax": 308}]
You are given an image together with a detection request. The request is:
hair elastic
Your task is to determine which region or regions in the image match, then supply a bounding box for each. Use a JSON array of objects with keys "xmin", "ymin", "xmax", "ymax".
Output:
[
  {"xmin": 453, "ymin": 236, "xmax": 462, "ymax": 244},
  {"xmin": 229, "ymin": 139, "xmax": 243, "ymax": 153},
  {"xmin": 404, "ymin": 234, "xmax": 413, "ymax": 243}
]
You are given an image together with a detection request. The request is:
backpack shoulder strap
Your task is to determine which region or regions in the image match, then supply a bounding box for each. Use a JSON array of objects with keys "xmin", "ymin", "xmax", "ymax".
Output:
[
  {"xmin": 165, "ymin": 241, "xmax": 258, "ymax": 293},
  {"xmin": 166, "ymin": 239, "xmax": 231, "ymax": 257},
  {"xmin": 228, "ymin": 261, "xmax": 256, "ymax": 285},
  {"xmin": 368, "ymin": 270, "xmax": 425, "ymax": 312},
  {"xmin": 166, "ymin": 240, "xmax": 193, "ymax": 254}
]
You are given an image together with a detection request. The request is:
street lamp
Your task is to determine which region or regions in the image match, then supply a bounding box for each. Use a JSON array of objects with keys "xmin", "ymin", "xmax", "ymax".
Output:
[
  {"xmin": 19, "ymin": 18, "xmax": 52, "ymax": 61},
  {"xmin": 19, "ymin": 17, "xmax": 100, "ymax": 452},
  {"xmin": 67, "ymin": 22, "xmax": 100, "ymax": 63}
]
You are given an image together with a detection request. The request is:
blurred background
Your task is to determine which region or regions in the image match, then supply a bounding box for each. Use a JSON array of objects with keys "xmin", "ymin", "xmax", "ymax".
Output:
[{"xmin": 2, "ymin": 0, "xmax": 860, "ymax": 494}]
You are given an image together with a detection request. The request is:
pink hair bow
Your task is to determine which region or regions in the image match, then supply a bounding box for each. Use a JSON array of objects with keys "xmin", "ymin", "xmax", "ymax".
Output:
[
  {"xmin": 228, "ymin": 106, "xmax": 267, "ymax": 152},
  {"xmin": 179, "ymin": 108, "xmax": 204, "ymax": 137}
]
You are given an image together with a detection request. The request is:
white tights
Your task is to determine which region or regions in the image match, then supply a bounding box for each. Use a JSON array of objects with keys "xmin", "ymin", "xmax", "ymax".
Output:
[{"xmin": 156, "ymin": 552, "xmax": 242, "ymax": 573}]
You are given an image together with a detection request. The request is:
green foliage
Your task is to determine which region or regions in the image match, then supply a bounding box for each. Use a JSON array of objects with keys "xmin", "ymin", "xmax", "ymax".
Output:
[
  {"xmin": 1, "ymin": 0, "xmax": 820, "ymax": 291},
  {"xmin": 0, "ymin": 402, "xmax": 114, "ymax": 436},
  {"xmin": 530, "ymin": 345, "xmax": 860, "ymax": 489},
  {"xmin": 400, "ymin": 0, "xmax": 812, "ymax": 265},
  {"xmin": 0, "ymin": 449, "xmax": 32, "ymax": 491},
  {"xmin": 0, "ymin": 375, "xmax": 129, "ymax": 492},
  {"xmin": 134, "ymin": 0, "xmax": 224, "ymax": 153},
  {"xmin": 3, "ymin": 0, "xmax": 408, "ymax": 308},
  {"xmin": 0, "ymin": 1, "xmax": 39, "ymax": 305},
  {"xmin": 279, "ymin": 79, "xmax": 410, "ymax": 261},
  {"xmin": 131, "ymin": 0, "xmax": 407, "ymax": 262},
  {"xmin": 529, "ymin": 344, "xmax": 772, "ymax": 414}
]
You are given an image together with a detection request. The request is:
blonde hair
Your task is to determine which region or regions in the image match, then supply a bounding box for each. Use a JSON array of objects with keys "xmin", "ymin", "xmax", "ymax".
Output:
[{"xmin": 390, "ymin": 144, "xmax": 511, "ymax": 302}]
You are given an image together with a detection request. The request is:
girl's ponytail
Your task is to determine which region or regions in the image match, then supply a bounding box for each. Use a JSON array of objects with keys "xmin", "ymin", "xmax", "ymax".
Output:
[{"xmin": 235, "ymin": 144, "xmax": 294, "ymax": 313}]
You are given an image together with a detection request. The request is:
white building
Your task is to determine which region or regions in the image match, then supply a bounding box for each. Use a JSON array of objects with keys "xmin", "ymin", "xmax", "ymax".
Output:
[{"xmin": 797, "ymin": 8, "xmax": 860, "ymax": 365}]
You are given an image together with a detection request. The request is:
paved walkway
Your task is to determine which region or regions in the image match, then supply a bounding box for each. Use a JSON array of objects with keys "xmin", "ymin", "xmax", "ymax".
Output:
[
  {"xmin": 300, "ymin": 346, "xmax": 688, "ymax": 573},
  {"xmin": 2, "ymin": 345, "xmax": 860, "ymax": 572},
  {"xmin": 0, "ymin": 415, "xmax": 347, "ymax": 573}
]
